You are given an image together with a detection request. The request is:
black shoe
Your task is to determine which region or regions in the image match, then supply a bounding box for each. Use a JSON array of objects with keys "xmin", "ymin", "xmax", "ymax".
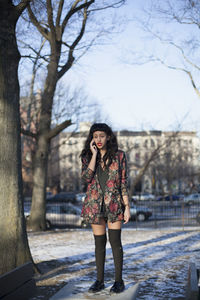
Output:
[
  {"xmin": 88, "ymin": 280, "xmax": 105, "ymax": 293},
  {"xmin": 110, "ymin": 280, "xmax": 125, "ymax": 293}
]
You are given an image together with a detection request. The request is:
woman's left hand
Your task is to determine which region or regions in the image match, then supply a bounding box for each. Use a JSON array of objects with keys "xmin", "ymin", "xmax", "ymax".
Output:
[{"xmin": 124, "ymin": 206, "xmax": 130, "ymax": 224}]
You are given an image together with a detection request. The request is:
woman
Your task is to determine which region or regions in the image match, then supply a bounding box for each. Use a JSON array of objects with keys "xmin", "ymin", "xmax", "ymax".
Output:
[{"xmin": 81, "ymin": 123, "xmax": 130, "ymax": 294}]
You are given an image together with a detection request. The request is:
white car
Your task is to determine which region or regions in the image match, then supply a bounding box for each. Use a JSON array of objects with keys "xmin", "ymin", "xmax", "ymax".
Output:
[
  {"xmin": 132, "ymin": 193, "xmax": 155, "ymax": 201},
  {"xmin": 25, "ymin": 202, "xmax": 87, "ymax": 229},
  {"xmin": 130, "ymin": 205, "xmax": 152, "ymax": 221},
  {"xmin": 76, "ymin": 193, "xmax": 86, "ymax": 203},
  {"xmin": 183, "ymin": 193, "xmax": 200, "ymax": 206}
]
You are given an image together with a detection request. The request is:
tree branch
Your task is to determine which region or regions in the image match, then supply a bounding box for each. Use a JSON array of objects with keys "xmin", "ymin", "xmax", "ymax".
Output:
[
  {"xmin": 56, "ymin": 0, "xmax": 64, "ymax": 28},
  {"xmin": 27, "ymin": 4, "xmax": 50, "ymax": 41},
  {"xmin": 138, "ymin": 20, "xmax": 200, "ymax": 72},
  {"xmin": 15, "ymin": 0, "xmax": 32, "ymax": 17},
  {"xmin": 89, "ymin": 0, "xmax": 126, "ymax": 12},
  {"xmin": 129, "ymin": 131, "xmax": 179, "ymax": 196},
  {"xmin": 46, "ymin": 119, "xmax": 72, "ymax": 140},
  {"xmin": 46, "ymin": 0, "xmax": 56, "ymax": 40},
  {"xmin": 21, "ymin": 127, "xmax": 37, "ymax": 139},
  {"xmin": 19, "ymin": 38, "xmax": 50, "ymax": 63},
  {"xmin": 61, "ymin": 0, "xmax": 94, "ymax": 34},
  {"xmin": 58, "ymin": 5, "xmax": 88, "ymax": 79},
  {"xmin": 153, "ymin": 57, "xmax": 200, "ymax": 99},
  {"xmin": 168, "ymin": 41, "xmax": 200, "ymax": 71}
]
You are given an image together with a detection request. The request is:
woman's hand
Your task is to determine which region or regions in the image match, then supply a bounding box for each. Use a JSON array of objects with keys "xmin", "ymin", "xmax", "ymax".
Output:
[
  {"xmin": 90, "ymin": 139, "xmax": 97, "ymax": 155},
  {"xmin": 124, "ymin": 205, "xmax": 130, "ymax": 224}
]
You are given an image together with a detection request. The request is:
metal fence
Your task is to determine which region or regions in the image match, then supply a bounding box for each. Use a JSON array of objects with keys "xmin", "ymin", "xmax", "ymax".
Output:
[
  {"xmin": 24, "ymin": 199, "xmax": 200, "ymax": 230},
  {"xmin": 131, "ymin": 200, "xmax": 200, "ymax": 229}
]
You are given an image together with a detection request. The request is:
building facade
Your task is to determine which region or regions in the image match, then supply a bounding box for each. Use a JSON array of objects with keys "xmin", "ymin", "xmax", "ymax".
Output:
[{"xmin": 47, "ymin": 122, "xmax": 200, "ymax": 195}]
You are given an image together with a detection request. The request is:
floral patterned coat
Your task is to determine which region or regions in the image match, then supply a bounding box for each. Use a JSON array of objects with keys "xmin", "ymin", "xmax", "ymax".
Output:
[{"xmin": 81, "ymin": 150, "xmax": 129, "ymax": 224}]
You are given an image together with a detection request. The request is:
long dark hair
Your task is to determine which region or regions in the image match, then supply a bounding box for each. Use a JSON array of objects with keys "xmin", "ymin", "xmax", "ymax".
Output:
[{"xmin": 81, "ymin": 123, "xmax": 118, "ymax": 168}]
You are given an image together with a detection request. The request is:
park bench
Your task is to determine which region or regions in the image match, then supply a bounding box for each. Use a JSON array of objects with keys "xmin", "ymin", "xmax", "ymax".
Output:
[
  {"xmin": 186, "ymin": 262, "xmax": 199, "ymax": 300},
  {"xmin": 0, "ymin": 261, "xmax": 36, "ymax": 300}
]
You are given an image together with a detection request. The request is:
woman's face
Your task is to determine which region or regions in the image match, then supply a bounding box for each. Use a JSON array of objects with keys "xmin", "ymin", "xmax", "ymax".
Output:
[{"xmin": 92, "ymin": 131, "xmax": 109, "ymax": 150}]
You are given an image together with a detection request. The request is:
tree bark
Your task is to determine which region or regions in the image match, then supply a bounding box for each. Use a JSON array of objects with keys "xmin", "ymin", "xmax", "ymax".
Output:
[
  {"xmin": 28, "ymin": 134, "xmax": 50, "ymax": 231},
  {"xmin": 0, "ymin": 1, "xmax": 32, "ymax": 275},
  {"xmin": 25, "ymin": 60, "xmax": 72, "ymax": 231},
  {"xmin": 28, "ymin": 59, "xmax": 58, "ymax": 231}
]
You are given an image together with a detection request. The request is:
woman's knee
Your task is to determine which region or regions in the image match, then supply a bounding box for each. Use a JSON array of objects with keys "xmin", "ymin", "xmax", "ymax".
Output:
[
  {"xmin": 107, "ymin": 220, "xmax": 122, "ymax": 230},
  {"xmin": 91, "ymin": 218, "xmax": 106, "ymax": 235}
]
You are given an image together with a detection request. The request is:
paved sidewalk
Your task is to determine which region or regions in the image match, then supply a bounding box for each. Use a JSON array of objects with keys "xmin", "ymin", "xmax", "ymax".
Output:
[
  {"xmin": 29, "ymin": 228, "xmax": 199, "ymax": 299},
  {"xmin": 50, "ymin": 281, "xmax": 140, "ymax": 300}
]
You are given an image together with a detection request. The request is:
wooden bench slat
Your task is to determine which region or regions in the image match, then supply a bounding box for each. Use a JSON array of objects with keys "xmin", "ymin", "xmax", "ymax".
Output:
[
  {"xmin": 1, "ymin": 279, "xmax": 36, "ymax": 300},
  {"xmin": 0, "ymin": 262, "xmax": 34, "ymax": 298},
  {"xmin": 186, "ymin": 262, "xmax": 199, "ymax": 300}
]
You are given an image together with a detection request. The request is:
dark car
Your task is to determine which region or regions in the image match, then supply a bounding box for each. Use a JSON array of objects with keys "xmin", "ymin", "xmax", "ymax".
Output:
[
  {"xmin": 196, "ymin": 211, "xmax": 200, "ymax": 224},
  {"xmin": 47, "ymin": 192, "xmax": 77, "ymax": 203},
  {"xmin": 130, "ymin": 205, "xmax": 152, "ymax": 222},
  {"xmin": 156, "ymin": 195, "xmax": 181, "ymax": 201}
]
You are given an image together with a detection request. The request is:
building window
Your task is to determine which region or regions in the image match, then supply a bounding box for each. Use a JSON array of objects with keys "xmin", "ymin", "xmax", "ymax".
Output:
[
  {"xmin": 134, "ymin": 140, "xmax": 139, "ymax": 148},
  {"xmin": 144, "ymin": 139, "xmax": 148, "ymax": 148},
  {"xmin": 135, "ymin": 153, "xmax": 140, "ymax": 162},
  {"xmin": 69, "ymin": 153, "xmax": 73, "ymax": 163},
  {"xmin": 144, "ymin": 153, "xmax": 148, "ymax": 161},
  {"xmin": 151, "ymin": 139, "xmax": 155, "ymax": 147}
]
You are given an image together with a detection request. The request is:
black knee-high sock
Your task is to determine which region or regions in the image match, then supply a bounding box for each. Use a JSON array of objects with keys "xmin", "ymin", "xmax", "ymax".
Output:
[
  {"xmin": 108, "ymin": 229, "xmax": 123, "ymax": 282},
  {"xmin": 94, "ymin": 234, "xmax": 107, "ymax": 282}
]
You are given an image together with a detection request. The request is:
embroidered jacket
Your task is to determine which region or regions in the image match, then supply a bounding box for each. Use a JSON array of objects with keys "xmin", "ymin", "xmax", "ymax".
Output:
[{"xmin": 81, "ymin": 150, "xmax": 129, "ymax": 224}]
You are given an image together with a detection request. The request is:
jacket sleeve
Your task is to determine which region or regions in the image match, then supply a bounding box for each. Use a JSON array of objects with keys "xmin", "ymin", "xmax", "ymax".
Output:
[
  {"xmin": 81, "ymin": 156, "xmax": 95, "ymax": 183},
  {"xmin": 121, "ymin": 152, "xmax": 129, "ymax": 196}
]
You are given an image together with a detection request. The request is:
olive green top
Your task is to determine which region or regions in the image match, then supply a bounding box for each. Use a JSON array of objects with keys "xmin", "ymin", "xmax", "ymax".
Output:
[{"xmin": 97, "ymin": 164, "xmax": 109, "ymax": 195}]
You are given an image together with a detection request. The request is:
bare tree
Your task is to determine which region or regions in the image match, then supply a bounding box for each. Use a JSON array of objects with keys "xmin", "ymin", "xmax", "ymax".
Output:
[
  {"xmin": 0, "ymin": 0, "xmax": 33, "ymax": 275},
  {"xmin": 127, "ymin": 0, "xmax": 200, "ymax": 99},
  {"xmin": 21, "ymin": 81, "xmax": 105, "ymax": 196},
  {"xmin": 125, "ymin": 131, "xmax": 181, "ymax": 198},
  {"xmin": 152, "ymin": 139, "xmax": 200, "ymax": 197},
  {"xmin": 16, "ymin": 0, "xmax": 126, "ymax": 231}
]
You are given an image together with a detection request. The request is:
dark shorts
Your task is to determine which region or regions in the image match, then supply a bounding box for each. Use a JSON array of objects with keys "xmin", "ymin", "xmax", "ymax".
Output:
[{"xmin": 99, "ymin": 199, "xmax": 108, "ymax": 221}]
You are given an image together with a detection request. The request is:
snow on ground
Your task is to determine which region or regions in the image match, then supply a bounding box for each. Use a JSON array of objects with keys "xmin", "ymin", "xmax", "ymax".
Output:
[{"xmin": 28, "ymin": 226, "xmax": 200, "ymax": 299}]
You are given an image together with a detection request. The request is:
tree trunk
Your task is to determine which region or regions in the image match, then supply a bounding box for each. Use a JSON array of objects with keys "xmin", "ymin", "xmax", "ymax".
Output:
[
  {"xmin": 28, "ymin": 134, "xmax": 50, "ymax": 231},
  {"xmin": 28, "ymin": 62, "xmax": 57, "ymax": 231},
  {"xmin": 0, "ymin": 3, "xmax": 32, "ymax": 275}
]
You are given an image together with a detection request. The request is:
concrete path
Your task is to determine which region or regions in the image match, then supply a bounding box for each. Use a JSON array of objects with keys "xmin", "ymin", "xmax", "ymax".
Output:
[{"xmin": 50, "ymin": 281, "xmax": 140, "ymax": 300}]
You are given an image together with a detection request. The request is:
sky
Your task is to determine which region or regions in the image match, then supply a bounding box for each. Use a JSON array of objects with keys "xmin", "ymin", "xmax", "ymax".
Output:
[{"xmin": 65, "ymin": 1, "xmax": 200, "ymax": 134}]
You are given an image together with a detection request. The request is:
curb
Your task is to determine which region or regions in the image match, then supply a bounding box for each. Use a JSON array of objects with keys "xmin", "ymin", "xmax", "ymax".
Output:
[{"xmin": 49, "ymin": 281, "xmax": 140, "ymax": 300}]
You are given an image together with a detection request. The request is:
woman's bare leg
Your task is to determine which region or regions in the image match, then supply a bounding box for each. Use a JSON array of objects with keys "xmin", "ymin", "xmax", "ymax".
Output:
[
  {"xmin": 107, "ymin": 220, "xmax": 122, "ymax": 230},
  {"xmin": 91, "ymin": 217, "xmax": 107, "ymax": 235}
]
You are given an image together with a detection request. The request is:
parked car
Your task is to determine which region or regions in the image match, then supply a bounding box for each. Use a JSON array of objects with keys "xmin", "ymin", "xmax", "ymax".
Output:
[
  {"xmin": 24, "ymin": 191, "xmax": 53, "ymax": 203},
  {"xmin": 47, "ymin": 192, "xmax": 77, "ymax": 203},
  {"xmin": 76, "ymin": 193, "xmax": 86, "ymax": 203},
  {"xmin": 156, "ymin": 194, "xmax": 181, "ymax": 201},
  {"xmin": 132, "ymin": 193, "xmax": 155, "ymax": 201},
  {"xmin": 25, "ymin": 202, "xmax": 87, "ymax": 229},
  {"xmin": 130, "ymin": 204, "xmax": 152, "ymax": 222},
  {"xmin": 196, "ymin": 211, "xmax": 200, "ymax": 224},
  {"xmin": 183, "ymin": 193, "xmax": 200, "ymax": 206}
]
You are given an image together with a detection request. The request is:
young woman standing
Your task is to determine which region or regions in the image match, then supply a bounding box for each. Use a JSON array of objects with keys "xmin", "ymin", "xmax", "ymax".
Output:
[{"xmin": 81, "ymin": 123, "xmax": 130, "ymax": 294}]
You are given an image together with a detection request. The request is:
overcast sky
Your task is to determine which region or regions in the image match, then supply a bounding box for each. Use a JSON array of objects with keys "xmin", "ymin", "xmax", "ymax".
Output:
[{"xmin": 65, "ymin": 0, "xmax": 200, "ymax": 134}]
